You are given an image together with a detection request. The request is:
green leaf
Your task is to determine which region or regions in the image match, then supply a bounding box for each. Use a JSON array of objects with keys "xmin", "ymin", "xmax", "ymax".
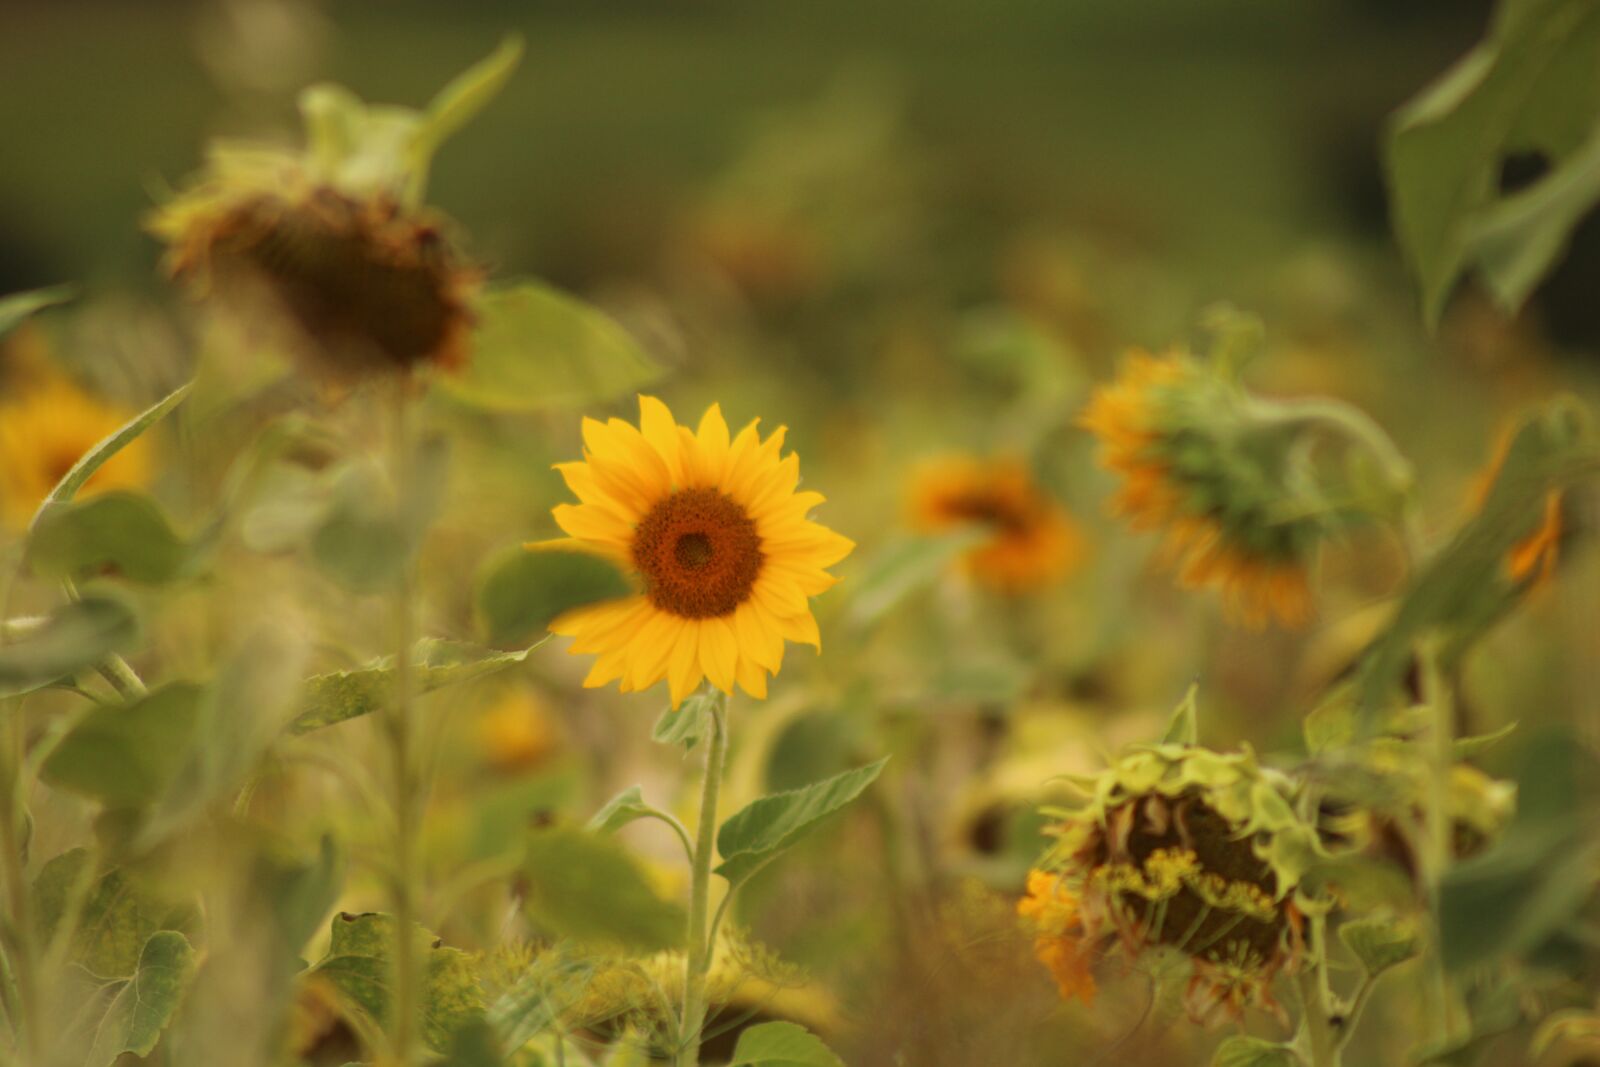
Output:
[
  {"xmin": 310, "ymin": 460, "xmax": 409, "ymax": 593},
  {"xmin": 1385, "ymin": 0, "xmax": 1600, "ymax": 323},
  {"xmin": 728, "ymin": 1022, "xmax": 846, "ymax": 1067},
  {"xmin": 1211, "ymin": 1036, "xmax": 1302, "ymax": 1067},
  {"xmin": 290, "ymin": 638, "xmax": 546, "ymax": 735},
  {"xmin": 440, "ymin": 282, "xmax": 663, "ymax": 413},
  {"xmin": 1339, "ymin": 915, "xmax": 1421, "ymax": 976},
  {"xmin": 310, "ymin": 912, "xmax": 485, "ymax": 1054},
  {"xmin": 844, "ymin": 530, "xmax": 985, "ymax": 629},
  {"xmin": 1356, "ymin": 399, "xmax": 1597, "ymax": 717},
  {"xmin": 476, "ymin": 542, "xmax": 632, "ymax": 646},
  {"xmin": 255, "ymin": 835, "xmax": 344, "ymax": 958},
  {"xmin": 28, "ymin": 492, "xmax": 197, "ymax": 584},
  {"xmin": 83, "ymin": 931, "xmax": 197, "ymax": 1066},
  {"xmin": 652, "ymin": 691, "xmax": 716, "ymax": 749},
  {"xmin": 0, "ymin": 593, "xmax": 139, "ymax": 698},
  {"xmin": 485, "ymin": 958, "xmax": 595, "ymax": 1051},
  {"xmin": 1160, "ymin": 684, "xmax": 1200, "ymax": 746},
  {"xmin": 41, "ymin": 683, "xmax": 204, "ymax": 808},
  {"xmin": 715, "ymin": 758, "xmax": 889, "ymax": 885},
  {"xmin": 41, "ymin": 381, "xmax": 190, "ymax": 512},
  {"xmin": 0, "ymin": 284, "xmax": 74, "ymax": 341},
  {"xmin": 33, "ymin": 850, "xmax": 195, "ymax": 980},
  {"xmin": 415, "ymin": 36, "xmax": 524, "ymax": 161},
  {"xmin": 1439, "ymin": 730, "xmax": 1600, "ymax": 971},
  {"xmin": 1303, "ymin": 690, "xmax": 1357, "ymax": 756},
  {"xmin": 138, "ymin": 631, "xmax": 309, "ymax": 846},
  {"xmin": 586, "ymin": 786, "xmax": 653, "ymax": 835},
  {"xmin": 521, "ymin": 827, "xmax": 684, "ymax": 953},
  {"xmin": 438, "ymin": 1018, "xmax": 504, "ymax": 1067},
  {"xmin": 1455, "ymin": 721, "xmax": 1518, "ymax": 759}
]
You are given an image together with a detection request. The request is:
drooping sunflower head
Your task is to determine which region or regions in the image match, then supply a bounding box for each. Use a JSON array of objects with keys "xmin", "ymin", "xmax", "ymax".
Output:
[
  {"xmin": 149, "ymin": 147, "xmax": 479, "ymax": 383},
  {"xmin": 548, "ymin": 396, "xmax": 853, "ymax": 707},
  {"xmin": 1020, "ymin": 736, "xmax": 1319, "ymax": 1025},
  {"xmin": 908, "ymin": 455, "xmax": 1085, "ymax": 592},
  {"xmin": 1080, "ymin": 348, "xmax": 1329, "ymax": 628},
  {"xmin": 0, "ymin": 375, "xmax": 151, "ymax": 529}
]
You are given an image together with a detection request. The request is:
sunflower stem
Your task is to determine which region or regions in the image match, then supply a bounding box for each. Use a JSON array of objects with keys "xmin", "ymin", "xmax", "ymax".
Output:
[
  {"xmin": 387, "ymin": 380, "xmax": 422, "ymax": 1066},
  {"xmin": 1419, "ymin": 637, "xmax": 1456, "ymax": 1053},
  {"xmin": 678, "ymin": 689, "xmax": 728, "ymax": 1067}
]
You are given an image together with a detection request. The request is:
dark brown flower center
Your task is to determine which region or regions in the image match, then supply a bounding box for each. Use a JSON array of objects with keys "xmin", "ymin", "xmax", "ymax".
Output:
[
  {"xmin": 1095, "ymin": 792, "xmax": 1285, "ymax": 962},
  {"xmin": 632, "ymin": 488, "xmax": 763, "ymax": 619},
  {"xmin": 942, "ymin": 489, "xmax": 1031, "ymax": 536}
]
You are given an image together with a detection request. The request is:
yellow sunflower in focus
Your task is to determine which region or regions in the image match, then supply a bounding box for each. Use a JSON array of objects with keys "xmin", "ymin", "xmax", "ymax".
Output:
[
  {"xmin": 548, "ymin": 396, "xmax": 854, "ymax": 707},
  {"xmin": 1081, "ymin": 349, "xmax": 1320, "ymax": 628},
  {"xmin": 909, "ymin": 455, "xmax": 1084, "ymax": 592},
  {"xmin": 0, "ymin": 376, "xmax": 151, "ymax": 528}
]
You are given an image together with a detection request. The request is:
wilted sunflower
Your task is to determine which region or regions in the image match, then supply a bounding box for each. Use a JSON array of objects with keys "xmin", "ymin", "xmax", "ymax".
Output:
[
  {"xmin": 0, "ymin": 376, "xmax": 151, "ymax": 528},
  {"xmin": 149, "ymin": 146, "xmax": 479, "ymax": 381},
  {"xmin": 548, "ymin": 396, "xmax": 853, "ymax": 707},
  {"xmin": 909, "ymin": 455, "xmax": 1084, "ymax": 592},
  {"xmin": 1081, "ymin": 349, "xmax": 1326, "ymax": 628},
  {"xmin": 1020, "ymin": 736, "xmax": 1319, "ymax": 1027}
]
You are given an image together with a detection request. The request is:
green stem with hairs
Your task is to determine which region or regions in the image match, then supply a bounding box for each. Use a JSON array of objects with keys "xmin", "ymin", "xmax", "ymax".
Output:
[
  {"xmin": 1419, "ymin": 638, "xmax": 1456, "ymax": 1052},
  {"xmin": 677, "ymin": 691, "xmax": 728, "ymax": 1067},
  {"xmin": 387, "ymin": 382, "xmax": 422, "ymax": 1066},
  {"xmin": 1297, "ymin": 914, "xmax": 1342, "ymax": 1067}
]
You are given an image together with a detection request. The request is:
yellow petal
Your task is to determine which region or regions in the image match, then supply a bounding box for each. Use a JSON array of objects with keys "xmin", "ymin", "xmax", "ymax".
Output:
[
  {"xmin": 695, "ymin": 403, "xmax": 731, "ymax": 485},
  {"xmin": 776, "ymin": 610, "xmax": 821, "ymax": 650},
  {"xmin": 638, "ymin": 395, "xmax": 685, "ymax": 486},
  {"xmin": 700, "ymin": 615, "xmax": 738, "ymax": 693},
  {"xmin": 736, "ymin": 656, "xmax": 768, "ymax": 700},
  {"xmin": 668, "ymin": 621, "xmax": 703, "ymax": 708}
]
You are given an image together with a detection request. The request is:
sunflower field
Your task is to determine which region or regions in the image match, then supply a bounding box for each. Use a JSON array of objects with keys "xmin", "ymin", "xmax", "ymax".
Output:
[{"xmin": 1, "ymin": 2, "xmax": 1598, "ymax": 1065}]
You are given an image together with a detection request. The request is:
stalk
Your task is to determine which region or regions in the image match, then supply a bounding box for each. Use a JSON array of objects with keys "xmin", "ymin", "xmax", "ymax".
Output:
[
  {"xmin": 0, "ymin": 715, "xmax": 39, "ymax": 1064},
  {"xmin": 1297, "ymin": 914, "xmax": 1342, "ymax": 1067},
  {"xmin": 387, "ymin": 381, "xmax": 422, "ymax": 1065},
  {"xmin": 677, "ymin": 692, "xmax": 728, "ymax": 1067},
  {"xmin": 1419, "ymin": 639, "xmax": 1455, "ymax": 1051}
]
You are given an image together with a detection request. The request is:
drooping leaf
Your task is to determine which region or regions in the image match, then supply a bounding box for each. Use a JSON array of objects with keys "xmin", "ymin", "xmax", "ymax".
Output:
[
  {"xmin": 520, "ymin": 827, "xmax": 684, "ymax": 953},
  {"xmin": 83, "ymin": 931, "xmax": 197, "ymax": 1066},
  {"xmin": 255, "ymin": 834, "xmax": 345, "ymax": 959},
  {"xmin": 476, "ymin": 542, "xmax": 632, "ymax": 646},
  {"xmin": 1211, "ymin": 1035, "xmax": 1302, "ymax": 1067},
  {"xmin": 1386, "ymin": 0, "xmax": 1600, "ymax": 324},
  {"xmin": 290, "ymin": 638, "xmax": 546, "ymax": 735},
  {"xmin": 41, "ymin": 683, "xmax": 203, "ymax": 808},
  {"xmin": 439, "ymin": 282, "xmax": 663, "ymax": 413},
  {"xmin": 0, "ymin": 284, "xmax": 75, "ymax": 341},
  {"xmin": 844, "ymin": 530, "xmax": 985, "ymax": 629},
  {"xmin": 728, "ymin": 1021, "xmax": 846, "ymax": 1067},
  {"xmin": 1338, "ymin": 915, "xmax": 1422, "ymax": 977},
  {"xmin": 28, "ymin": 492, "xmax": 197, "ymax": 584},
  {"xmin": 1160, "ymin": 684, "xmax": 1200, "ymax": 746},
  {"xmin": 309, "ymin": 912, "xmax": 485, "ymax": 1054},
  {"xmin": 0, "ymin": 593, "xmax": 139, "ymax": 698},
  {"xmin": 715, "ymin": 758, "xmax": 889, "ymax": 885},
  {"xmin": 41, "ymin": 381, "xmax": 190, "ymax": 512}
]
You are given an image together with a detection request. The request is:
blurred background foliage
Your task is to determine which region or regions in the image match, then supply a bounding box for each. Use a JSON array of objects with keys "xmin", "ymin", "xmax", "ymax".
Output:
[{"xmin": 2, "ymin": 2, "xmax": 1598, "ymax": 1065}]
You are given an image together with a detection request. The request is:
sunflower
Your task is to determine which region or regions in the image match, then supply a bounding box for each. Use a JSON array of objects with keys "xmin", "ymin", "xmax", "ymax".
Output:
[
  {"xmin": 476, "ymin": 688, "xmax": 563, "ymax": 774},
  {"xmin": 547, "ymin": 396, "xmax": 853, "ymax": 707},
  {"xmin": 1020, "ymin": 734, "xmax": 1318, "ymax": 1026},
  {"xmin": 149, "ymin": 146, "xmax": 479, "ymax": 381},
  {"xmin": 1080, "ymin": 349, "xmax": 1322, "ymax": 628},
  {"xmin": 0, "ymin": 375, "xmax": 151, "ymax": 529},
  {"xmin": 909, "ymin": 455, "xmax": 1084, "ymax": 592}
]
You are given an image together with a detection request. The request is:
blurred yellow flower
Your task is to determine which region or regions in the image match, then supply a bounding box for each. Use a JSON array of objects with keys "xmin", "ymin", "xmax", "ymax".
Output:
[
  {"xmin": 149, "ymin": 149, "xmax": 479, "ymax": 381},
  {"xmin": 1016, "ymin": 868, "xmax": 1097, "ymax": 1005},
  {"xmin": 476, "ymin": 689, "xmax": 562, "ymax": 773},
  {"xmin": 549, "ymin": 396, "xmax": 853, "ymax": 707},
  {"xmin": 909, "ymin": 455, "xmax": 1084, "ymax": 592},
  {"xmin": 0, "ymin": 375, "xmax": 150, "ymax": 528},
  {"xmin": 1081, "ymin": 349, "xmax": 1315, "ymax": 628}
]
